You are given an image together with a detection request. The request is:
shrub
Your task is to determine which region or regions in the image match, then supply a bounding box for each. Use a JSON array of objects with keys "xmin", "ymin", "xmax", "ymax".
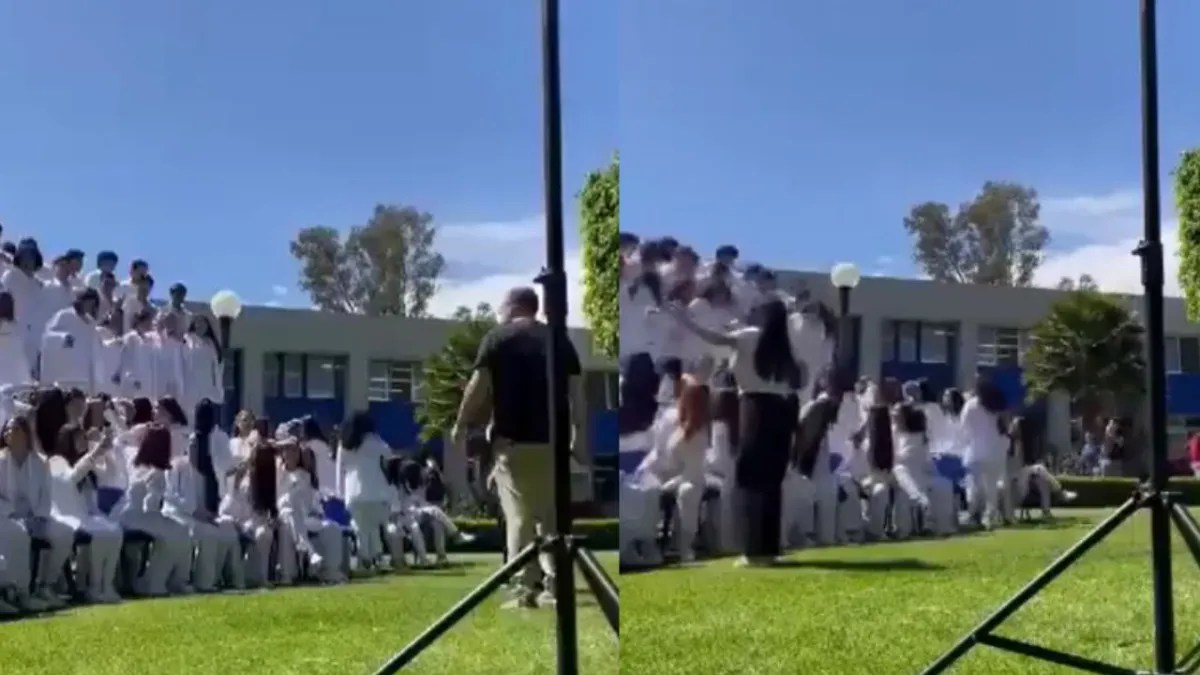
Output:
[
  {"xmin": 1057, "ymin": 476, "xmax": 1200, "ymax": 507},
  {"xmin": 450, "ymin": 518, "xmax": 618, "ymax": 552}
]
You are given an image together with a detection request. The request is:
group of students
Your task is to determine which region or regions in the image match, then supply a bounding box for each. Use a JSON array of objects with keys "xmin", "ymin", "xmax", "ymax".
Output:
[
  {"xmin": 0, "ymin": 388, "xmax": 473, "ymax": 616},
  {"xmin": 617, "ymin": 233, "xmax": 1075, "ymax": 568}
]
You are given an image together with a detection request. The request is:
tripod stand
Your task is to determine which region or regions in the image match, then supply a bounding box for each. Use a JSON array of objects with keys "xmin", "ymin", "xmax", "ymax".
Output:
[
  {"xmin": 922, "ymin": 2, "xmax": 1195, "ymax": 673},
  {"xmin": 372, "ymin": 0, "xmax": 619, "ymax": 672}
]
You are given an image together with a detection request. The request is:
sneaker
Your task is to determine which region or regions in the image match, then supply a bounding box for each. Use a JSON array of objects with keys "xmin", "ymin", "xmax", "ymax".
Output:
[
  {"xmin": 535, "ymin": 590, "xmax": 557, "ymax": 607},
  {"xmin": 1062, "ymin": 490, "xmax": 1078, "ymax": 503},
  {"xmin": 501, "ymin": 594, "xmax": 538, "ymax": 610},
  {"xmin": 457, "ymin": 532, "xmax": 477, "ymax": 545}
]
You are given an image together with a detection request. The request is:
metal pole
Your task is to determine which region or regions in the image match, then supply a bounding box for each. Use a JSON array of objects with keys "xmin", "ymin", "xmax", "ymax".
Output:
[
  {"xmin": 837, "ymin": 286, "xmax": 851, "ymax": 377},
  {"xmin": 1137, "ymin": 0, "xmax": 1175, "ymax": 670},
  {"xmin": 538, "ymin": 0, "xmax": 579, "ymax": 672}
]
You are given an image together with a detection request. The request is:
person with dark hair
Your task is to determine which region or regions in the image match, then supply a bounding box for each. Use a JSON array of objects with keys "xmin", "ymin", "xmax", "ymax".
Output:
[
  {"xmin": 619, "ymin": 231, "xmax": 640, "ymax": 258},
  {"xmin": 891, "ymin": 403, "xmax": 956, "ymax": 537},
  {"xmin": 155, "ymin": 312, "xmax": 188, "ymax": 404},
  {"xmin": 854, "ymin": 404, "xmax": 897, "ymax": 541},
  {"xmin": 664, "ymin": 296, "xmax": 803, "ymax": 567},
  {"xmin": 0, "ymin": 291, "xmax": 35, "ymax": 391},
  {"xmin": 449, "ymin": 284, "xmax": 586, "ymax": 606},
  {"xmin": 2, "ymin": 239, "xmax": 46, "ymax": 370},
  {"xmin": 1006, "ymin": 416, "xmax": 1077, "ymax": 520},
  {"xmin": 84, "ymin": 250, "xmax": 119, "ymax": 294},
  {"xmin": 298, "ymin": 416, "xmax": 337, "ymax": 500},
  {"xmin": 154, "ymin": 396, "xmax": 190, "ymax": 460},
  {"xmin": 706, "ymin": 372, "xmax": 741, "ymax": 555},
  {"xmin": 683, "ymin": 275, "xmax": 739, "ymax": 379},
  {"xmin": 177, "ymin": 399, "xmax": 241, "ymax": 593},
  {"xmin": 961, "ymin": 379, "xmax": 1009, "ymax": 529},
  {"xmin": 40, "ymin": 287, "xmax": 101, "ymax": 393},
  {"xmin": 45, "ymin": 422, "xmax": 124, "ymax": 603},
  {"xmin": 42, "ymin": 252, "xmax": 84, "ymax": 320},
  {"xmin": 184, "ymin": 315, "xmax": 223, "ymax": 416},
  {"xmin": 121, "ymin": 270, "xmax": 154, "ymax": 334},
  {"xmin": 275, "ymin": 436, "xmax": 345, "ymax": 585},
  {"xmin": 215, "ymin": 437, "xmax": 274, "ymax": 590},
  {"xmin": 120, "ymin": 309, "xmax": 159, "ymax": 398},
  {"xmin": 622, "ymin": 243, "xmax": 667, "ymax": 413},
  {"xmin": 112, "ymin": 425, "xmax": 192, "ymax": 597},
  {"xmin": 336, "ymin": 410, "xmax": 391, "ymax": 572},
  {"xmin": 0, "ymin": 414, "xmax": 47, "ymax": 613},
  {"xmin": 166, "ymin": 282, "xmax": 191, "ymax": 325}
]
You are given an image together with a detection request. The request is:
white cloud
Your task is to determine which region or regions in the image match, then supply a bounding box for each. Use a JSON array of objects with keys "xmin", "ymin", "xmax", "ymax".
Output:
[
  {"xmin": 1034, "ymin": 188, "xmax": 1181, "ymax": 296},
  {"xmin": 263, "ymin": 299, "xmax": 283, "ymax": 308},
  {"xmin": 428, "ymin": 215, "xmax": 588, "ymax": 327},
  {"xmin": 271, "ymin": 285, "xmax": 288, "ymax": 297}
]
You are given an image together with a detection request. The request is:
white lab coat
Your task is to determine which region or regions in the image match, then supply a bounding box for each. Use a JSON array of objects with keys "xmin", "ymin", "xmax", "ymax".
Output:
[
  {"xmin": 156, "ymin": 336, "xmax": 188, "ymax": 404},
  {"xmin": 119, "ymin": 331, "xmax": 158, "ymax": 400},
  {"xmin": 184, "ymin": 336, "xmax": 223, "ymax": 411},
  {"xmin": 40, "ymin": 308, "xmax": 99, "ymax": 393},
  {"xmin": 0, "ymin": 323, "xmax": 34, "ymax": 391},
  {"xmin": 1, "ymin": 269, "xmax": 46, "ymax": 368},
  {"xmin": 336, "ymin": 434, "xmax": 392, "ymax": 564},
  {"xmin": 788, "ymin": 314, "xmax": 835, "ymax": 405},
  {"xmin": 93, "ymin": 329, "xmax": 125, "ymax": 398}
]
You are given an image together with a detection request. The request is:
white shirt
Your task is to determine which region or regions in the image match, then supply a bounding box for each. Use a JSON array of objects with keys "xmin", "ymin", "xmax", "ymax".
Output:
[
  {"xmin": 308, "ymin": 439, "xmax": 337, "ymax": 499},
  {"xmin": 0, "ymin": 322, "xmax": 34, "ymax": 391},
  {"xmin": 1, "ymin": 268, "xmax": 46, "ymax": 365},
  {"xmin": 47, "ymin": 454, "xmax": 104, "ymax": 521},
  {"xmin": 41, "ymin": 277, "xmax": 79, "ymax": 320},
  {"xmin": 119, "ymin": 331, "xmax": 158, "ymax": 398},
  {"xmin": 184, "ymin": 335, "xmax": 223, "ymax": 405},
  {"xmin": 335, "ymin": 433, "xmax": 392, "ymax": 503},
  {"xmin": 663, "ymin": 426, "xmax": 708, "ymax": 483},
  {"xmin": 115, "ymin": 466, "xmax": 168, "ymax": 518},
  {"xmin": 164, "ymin": 457, "xmax": 199, "ymax": 520},
  {"xmin": 619, "ymin": 279, "xmax": 663, "ymax": 359},
  {"xmin": 730, "ymin": 327, "xmax": 793, "ymax": 396},
  {"xmin": 961, "ymin": 397, "xmax": 1006, "ymax": 466},
  {"xmin": 40, "ymin": 308, "xmax": 99, "ymax": 393},
  {"xmin": 156, "ymin": 336, "xmax": 187, "ymax": 403},
  {"xmin": 0, "ymin": 450, "xmax": 51, "ymax": 518},
  {"xmin": 278, "ymin": 468, "xmax": 320, "ymax": 516}
]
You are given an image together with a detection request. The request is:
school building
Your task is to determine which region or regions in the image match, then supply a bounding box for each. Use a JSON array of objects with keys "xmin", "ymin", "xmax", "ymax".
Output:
[
  {"xmin": 775, "ymin": 270, "xmax": 1200, "ymax": 461},
  {"xmin": 214, "ymin": 305, "xmax": 619, "ymax": 503}
]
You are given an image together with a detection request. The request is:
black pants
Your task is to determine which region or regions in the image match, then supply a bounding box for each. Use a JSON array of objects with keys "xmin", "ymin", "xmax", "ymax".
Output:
[{"xmin": 736, "ymin": 392, "xmax": 797, "ymax": 559}]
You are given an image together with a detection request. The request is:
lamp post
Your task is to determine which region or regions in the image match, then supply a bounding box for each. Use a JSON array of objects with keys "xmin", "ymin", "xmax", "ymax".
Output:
[
  {"xmin": 209, "ymin": 290, "xmax": 243, "ymax": 426},
  {"xmin": 829, "ymin": 262, "xmax": 860, "ymax": 377}
]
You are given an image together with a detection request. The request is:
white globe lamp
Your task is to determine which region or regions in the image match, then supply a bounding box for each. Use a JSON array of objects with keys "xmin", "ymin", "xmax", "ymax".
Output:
[
  {"xmin": 830, "ymin": 262, "xmax": 861, "ymax": 290},
  {"xmin": 209, "ymin": 290, "xmax": 243, "ymax": 360}
]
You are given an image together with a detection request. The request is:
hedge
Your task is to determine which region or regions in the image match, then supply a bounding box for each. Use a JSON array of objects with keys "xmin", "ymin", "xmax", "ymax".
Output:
[
  {"xmin": 1057, "ymin": 476, "xmax": 1200, "ymax": 508},
  {"xmin": 449, "ymin": 518, "xmax": 618, "ymax": 553}
]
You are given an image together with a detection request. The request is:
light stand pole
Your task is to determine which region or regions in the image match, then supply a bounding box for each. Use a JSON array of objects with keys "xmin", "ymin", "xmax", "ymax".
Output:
[
  {"xmin": 209, "ymin": 290, "xmax": 243, "ymax": 428},
  {"xmin": 371, "ymin": 1, "xmax": 618, "ymax": 672},
  {"xmin": 922, "ymin": 2, "xmax": 1200, "ymax": 673},
  {"xmin": 829, "ymin": 262, "xmax": 861, "ymax": 378}
]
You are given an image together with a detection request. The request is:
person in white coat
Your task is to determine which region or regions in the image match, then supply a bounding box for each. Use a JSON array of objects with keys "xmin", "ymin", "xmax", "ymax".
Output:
[
  {"xmin": 0, "ymin": 412, "xmax": 52, "ymax": 612},
  {"xmin": 0, "ymin": 292, "xmax": 35, "ymax": 392},
  {"xmin": 154, "ymin": 313, "xmax": 188, "ymax": 405},
  {"xmin": 93, "ymin": 310, "xmax": 125, "ymax": 398},
  {"xmin": 656, "ymin": 376, "xmax": 710, "ymax": 563},
  {"xmin": 961, "ymin": 380, "xmax": 1010, "ymax": 530},
  {"xmin": 275, "ymin": 438, "xmax": 345, "ymax": 584},
  {"xmin": 300, "ymin": 417, "xmax": 337, "ymax": 502},
  {"xmin": 335, "ymin": 411, "xmax": 392, "ymax": 572},
  {"xmin": 184, "ymin": 316, "xmax": 223, "ymax": 415},
  {"xmin": 40, "ymin": 288, "xmax": 102, "ymax": 394},
  {"xmin": 179, "ymin": 401, "xmax": 240, "ymax": 593},
  {"xmin": 112, "ymin": 425, "xmax": 193, "ymax": 597},
  {"xmin": 41, "ymin": 253, "xmax": 83, "ymax": 321},
  {"xmin": 119, "ymin": 310, "xmax": 159, "ymax": 400},
  {"xmin": 217, "ymin": 439, "xmax": 275, "ymax": 589},
  {"xmin": 45, "ymin": 422, "xmax": 123, "ymax": 603},
  {"xmin": 1, "ymin": 240, "xmax": 47, "ymax": 371},
  {"xmin": 891, "ymin": 402, "xmax": 957, "ymax": 537},
  {"xmin": 857, "ymin": 405, "xmax": 903, "ymax": 541}
]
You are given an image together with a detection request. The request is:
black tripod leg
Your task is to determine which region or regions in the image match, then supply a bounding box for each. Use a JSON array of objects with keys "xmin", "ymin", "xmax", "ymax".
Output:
[
  {"xmin": 373, "ymin": 541, "xmax": 542, "ymax": 675},
  {"xmin": 572, "ymin": 543, "xmax": 619, "ymax": 635},
  {"xmin": 921, "ymin": 496, "xmax": 1143, "ymax": 675},
  {"xmin": 1169, "ymin": 501, "xmax": 1200, "ymax": 566}
]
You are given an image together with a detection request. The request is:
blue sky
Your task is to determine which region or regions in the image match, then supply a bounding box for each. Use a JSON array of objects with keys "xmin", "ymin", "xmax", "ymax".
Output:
[
  {"xmin": 621, "ymin": 0, "xmax": 1200, "ymax": 295},
  {"xmin": 0, "ymin": 1, "xmax": 615, "ymax": 321}
]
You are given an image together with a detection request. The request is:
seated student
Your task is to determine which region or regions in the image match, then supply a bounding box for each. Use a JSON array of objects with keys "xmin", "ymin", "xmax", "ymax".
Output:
[
  {"xmin": 404, "ymin": 457, "xmax": 475, "ymax": 566},
  {"xmin": 298, "ymin": 417, "xmax": 337, "ymax": 502},
  {"xmin": 46, "ymin": 423, "xmax": 124, "ymax": 603},
  {"xmin": 275, "ymin": 436, "xmax": 345, "ymax": 585},
  {"xmin": 658, "ymin": 375, "xmax": 710, "ymax": 563},
  {"xmin": 856, "ymin": 405, "xmax": 903, "ymax": 541},
  {"xmin": 1005, "ymin": 416, "xmax": 1077, "ymax": 520},
  {"xmin": 704, "ymin": 374, "xmax": 741, "ymax": 555},
  {"xmin": 336, "ymin": 412, "xmax": 391, "ymax": 574},
  {"xmin": 891, "ymin": 402, "xmax": 957, "ymax": 538},
  {"xmin": 112, "ymin": 425, "xmax": 192, "ymax": 597},
  {"xmin": 179, "ymin": 401, "xmax": 240, "ymax": 593},
  {"xmin": 0, "ymin": 413, "xmax": 51, "ymax": 612},
  {"xmin": 217, "ymin": 440, "xmax": 276, "ymax": 589}
]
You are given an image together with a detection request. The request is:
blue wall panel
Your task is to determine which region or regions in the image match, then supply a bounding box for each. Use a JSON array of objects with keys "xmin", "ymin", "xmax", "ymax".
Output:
[
  {"xmin": 369, "ymin": 400, "xmax": 443, "ymax": 459},
  {"xmin": 591, "ymin": 410, "xmax": 618, "ymax": 457},
  {"xmin": 977, "ymin": 364, "xmax": 1026, "ymax": 409},
  {"xmin": 1167, "ymin": 374, "xmax": 1200, "ymax": 415},
  {"xmin": 880, "ymin": 362, "xmax": 957, "ymax": 396}
]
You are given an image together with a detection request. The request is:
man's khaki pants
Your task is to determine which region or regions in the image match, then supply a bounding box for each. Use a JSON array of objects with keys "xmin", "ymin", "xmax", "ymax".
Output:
[{"xmin": 490, "ymin": 437, "xmax": 557, "ymax": 598}]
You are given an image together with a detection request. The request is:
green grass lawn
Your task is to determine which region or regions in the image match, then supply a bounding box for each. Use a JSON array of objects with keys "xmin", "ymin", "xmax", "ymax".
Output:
[
  {"xmin": 0, "ymin": 553, "xmax": 619, "ymax": 675},
  {"xmin": 623, "ymin": 509, "xmax": 1200, "ymax": 674}
]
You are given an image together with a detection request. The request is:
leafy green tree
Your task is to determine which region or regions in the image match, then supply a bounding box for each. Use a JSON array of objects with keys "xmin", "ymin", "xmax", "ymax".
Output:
[
  {"xmin": 903, "ymin": 181, "xmax": 1049, "ymax": 286},
  {"xmin": 416, "ymin": 303, "xmax": 497, "ymax": 443},
  {"xmin": 579, "ymin": 154, "xmax": 619, "ymax": 357},
  {"xmin": 1023, "ymin": 290, "xmax": 1145, "ymax": 435},
  {"xmin": 290, "ymin": 204, "xmax": 445, "ymax": 317},
  {"xmin": 1055, "ymin": 274, "xmax": 1098, "ymax": 292},
  {"xmin": 1176, "ymin": 149, "xmax": 1200, "ymax": 321}
]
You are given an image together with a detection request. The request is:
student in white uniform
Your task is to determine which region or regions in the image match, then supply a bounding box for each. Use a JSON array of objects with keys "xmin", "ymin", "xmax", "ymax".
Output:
[
  {"xmin": 122, "ymin": 274, "xmax": 154, "ymax": 335},
  {"xmin": 184, "ymin": 316, "xmax": 223, "ymax": 415},
  {"xmin": 94, "ymin": 310, "xmax": 125, "ymax": 398},
  {"xmin": 961, "ymin": 380, "xmax": 1009, "ymax": 530},
  {"xmin": 0, "ymin": 413, "xmax": 52, "ymax": 612},
  {"xmin": 300, "ymin": 417, "xmax": 337, "ymax": 501},
  {"xmin": 335, "ymin": 411, "xmax": 392, "ymax": 572},
  {"xmin": 119, "ymin": 309, "xmax": 159, "ymax": 399},
  {"xmin": 229, "ymin": 410, "xmax": 258, "ymax": 466},
  {"xmin": 83, "ymin": 250, "xmax": 119, "ymax": 294},
  {"xmin": 40, "ymin": 288, "xmax": 101, "ymax": 394},
  {"xmin": 684, "ymin": 274, "xmax": 739, "ymax": 379},
  {"xmin": 42, "ymin": 253, "xmax": 82, "ymax": 320},
  {"xmin": 0, "ymin": 292, "xmax": 35, "ymax": 391},
  {"xmin": 83, "ymin": 398, "xmax": 130, "ymax": 494},
  {"xmin": 113, "ymin": 425, "xmax": 192, "ymax": 597},
  {"xmin": 275, "ymin": 437, "xmax": 344, "ymax": 584},
  {"xmin": 891, "ymin": 402, "xmax": 956, "ymax": 537},
  {"xmin": 173, "ymin": 400, "xmax": 239, "ymax": 593},
  {"xmin": 217, "ymin": 440, "xmax": 275, "ymax": 589},
  {"xmin": 45, "ymin": 423, "xmax": 124, "ymax": 603},
  {"xmin": 857, "ymin": 405, "xmax": 901, "ymax": 541},
  {"xmin": 154, "ymin": 313, "xmax": 188, "ymax": 405},
  {"xmin": 2, "ymin": 240, "xmax": 47, "ymax": 370},
  {"xmin": 657, "ymin": 375, "xmax": 711, "ymax": 563}
]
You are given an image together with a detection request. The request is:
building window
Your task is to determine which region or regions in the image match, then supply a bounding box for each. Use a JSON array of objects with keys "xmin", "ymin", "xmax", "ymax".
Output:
[
  {"xmin": 978, "ymin": 326, "xmax": 1026, "ymax": 367},
  {"xmin": 883, "ymin": 320, "xmax": 953, "ymax": 364},
  {"xmin": 1181, "ymin": 337, "xmax": 1200, "ymax": 374},
  {"xmin": 263, "ymin": 354, "xmax": 279, "ymax": 398},
  {"xmin": 881, "ymin": 321, "xmax": 896, "ymax": 361},
  {"xmin": 920, "ymin": 324, "xmax": 950, "ymax": 364},
  {"xmin": 585, "ymin": 371, "xmax": 618, "ymax": 412},
  {"xmin": 1167, "ymin": 337, "xmax": 1182, "ymax": 373},
  {"xmin": 897, "ymin": 322, "xmax": 918, "ymax": 362},
  {"xmin": 368, "ymin": 360, "xmax": 422, "ymax": 402},
  {"xmin": 306, "ymin": 356, "xmax": 339, "ymax": 400},
  {"xmin": 282, "ymin": 354, "xmax": 304, "ymax": 398}
]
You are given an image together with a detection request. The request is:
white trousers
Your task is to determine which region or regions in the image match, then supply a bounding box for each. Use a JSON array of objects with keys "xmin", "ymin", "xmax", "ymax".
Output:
[
  {"xmin": 810, "ymin": 476, "xmax": 839, "ymax": 547},
  {"xmin": 1010, "ymin": 465, "xmax": 1063, "ymax": 516},
  {"xmin": 278, "ymin": 512, "xmax": 345, "ymax": 583},
  {"xmin": 118, "ymin": 511, "xmax": 191, "ymax": 596},
  {"xmin": 861, "ymin": 480, "xmax": 892, "ymax": 540},
  {"xmin": 619, "ymin": 481, "xmax": 661, "ymax": 566},
  {"xmin": 58, "ymin": 514, "xmax": 123, "ymax": 599},
  {"xmin": 893, "ymin": 463, "xmax": 958, "ymax": 536},
  {"xmin": 237, "ymin": 516, "xmax": 275, "ymax": 588},
  {"xmin": 966, "ymin": 460, "xmax": 1005, "ymax": 528},
  {"xmin": 663, "ymin": 475, "xmax": 704, "ymax": 557},
  {"xmin": 348, "ymin": 499, "xmax": 389, "ymax": 566},
  {"xmin": 834, "ymin": 475, "xmax": 864, "ymax": 544},
  {"xmin": 213, "ymin": 516, "xmax": 246, "ymax": 590},
  {"xmin": 0, "ymin": 517, "xmax": 31, "ymax": 592},
  {"xmin": 780, "ymin": 469, "xmax": 815, "ymax": 549}
]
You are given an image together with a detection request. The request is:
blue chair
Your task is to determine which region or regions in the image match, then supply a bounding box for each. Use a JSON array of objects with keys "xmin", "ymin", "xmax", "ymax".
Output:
[
  {"xmin": 934, "ymin": 454, "xmax": 967, "ymax": 485},
  {"xmin": 97, "ymin": 488, "xmax": 124, "ymax": 516},
  {"xmin": 829, "ymin": 453, "xmax": 844, "ymax": 473},
  {"xmin": 619, "ymin": 450, "xmax": 649, "ymax": 475},
  {"xmin": 322, "ymin": 498, "xmax": 352, "ymax": 528}
]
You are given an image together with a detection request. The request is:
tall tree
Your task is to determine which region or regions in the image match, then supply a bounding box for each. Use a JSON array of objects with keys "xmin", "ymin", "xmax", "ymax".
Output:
[
  {"xmin": 290, "ymin": 204, "xmax": 446, "ymax": 317},
  {"xmin": 1176, "ymin": 149, "xmax": 1200, "ymax": 321},
  {"xmin": 1023, "ymin": 290, "xmax": 1145, "ymax": 436},
  {"xmin": 415, "ymin": 303, "xmax": 497, "ymax": 443},
  {"xmin": 579, "ymin": 154, "xmax": 619, "ymax": 358},
  {"xmin": 903, "ymin": 181, "xmax": 1050, "ymax": 286},
  {"xmin": 1055, "ymin": 274, "xmax": 1098, "ymax": 292}
]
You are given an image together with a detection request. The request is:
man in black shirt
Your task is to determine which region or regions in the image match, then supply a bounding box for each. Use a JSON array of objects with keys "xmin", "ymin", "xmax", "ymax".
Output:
[{"xmin": 451, "ymin": 286, "xmax": 585, "ymax": 609}]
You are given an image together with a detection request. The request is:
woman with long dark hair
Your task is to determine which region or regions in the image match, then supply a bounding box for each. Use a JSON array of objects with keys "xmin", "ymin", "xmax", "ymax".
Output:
[
  {"xmin": 665, "ymin": 296, "xmax": 803, "ymax": 566},
  {"xmin": 336, "ymin": 410, "xmax": 391, "ymax": 572},
  {"xmin": 961, "ymin": 378, "xmax": 1009, "ymax": 529},
  {"xmin": 858, "ymin": 404, "xmax": 898, "ymax": 541},
  {"xmin": 184, "ymin": 316, "xmax": 224, "ymax": 415}
]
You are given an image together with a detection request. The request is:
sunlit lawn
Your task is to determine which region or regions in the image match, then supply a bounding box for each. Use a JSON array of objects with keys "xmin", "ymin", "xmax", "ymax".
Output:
[
  {"xmin": 622, "ymin": 509, "xmax": 1200, "ymax": 674},
  {"xmin": 1, "ymin": 553, "xmax": 619, "ymax": 675}
]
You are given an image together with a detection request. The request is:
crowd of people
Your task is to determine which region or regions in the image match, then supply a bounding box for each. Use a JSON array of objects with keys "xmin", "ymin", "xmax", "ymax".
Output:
[
  {"xmin": 0, "ymin": 236, "xmax": 471, "ymax": 617},
  {"xmin": 617, "ymin": 233, "xmax": 1077, "ymax": 568}
]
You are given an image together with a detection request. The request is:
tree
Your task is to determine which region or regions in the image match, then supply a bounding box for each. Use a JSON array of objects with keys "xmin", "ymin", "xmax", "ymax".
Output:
[
  {"xmin": 290, "ymin": 204, "xmax": 446, "ymax": 317},
  {"xmin": 1023, "ymin": 290, "xmax": 1145, "ymax": 436},
  {"xmin": 1055, "ymin": 274, "xmax": 1098, "ymax": 292},
  {"xmin": 579, "ymin": 154, "xmax": 619, "ymax": 358},
  {"xmin": 903, "ymin": 181, "xmax": 1050, "ymax": 286},
  {"xmin": 415, "ymin": 303, "xmax": 497, "ymax": 443},
  {"xmin": 1176, "ymin": 149, "xmax": 1200, "ymax": 321}
]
